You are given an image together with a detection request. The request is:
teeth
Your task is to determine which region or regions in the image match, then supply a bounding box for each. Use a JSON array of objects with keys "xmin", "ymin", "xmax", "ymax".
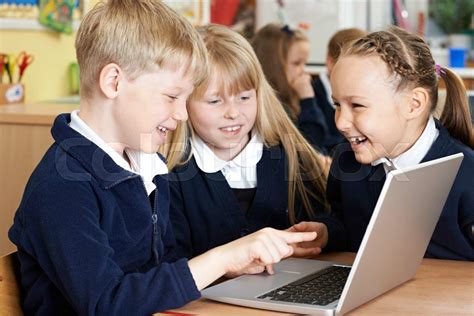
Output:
[
  {"xmin": 158, "ymin": 126, "xmax": 167, "ymax": 133},
  {"xmin": 349, "ymin": 136, "xmax": 367, "ymax": 144},
  {"xmin": 222, "ymin": 126, "xmax": 240, "ymax": 132}
]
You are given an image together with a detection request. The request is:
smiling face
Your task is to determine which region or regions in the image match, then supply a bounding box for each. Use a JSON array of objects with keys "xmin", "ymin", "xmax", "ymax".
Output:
[
  {"xmin": 286, "ymin": 40, "xmax": 310, "ymax": 84},
  {"xmin": 331, "ymin": 55, "xmax": 414, "ymax": 164},
  {"xmin": 187, "ymin": 73, "xmax": 258, "ymax": 161},
  {"xmin": 114, "ymin": 65, "xmax": 194, "ymax": 154}
]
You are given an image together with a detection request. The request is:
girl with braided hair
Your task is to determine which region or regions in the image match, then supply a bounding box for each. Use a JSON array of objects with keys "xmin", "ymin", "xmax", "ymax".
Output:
[{"xmin": 287, "ymin": 26, "xmax": 473, "ymax": 261}]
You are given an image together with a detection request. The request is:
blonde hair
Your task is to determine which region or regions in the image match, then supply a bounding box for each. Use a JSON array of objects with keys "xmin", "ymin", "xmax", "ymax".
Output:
[
  {"xmin": 75, "ymin": 0, "xmax": 208, "ymax": 99},
  {"xmin": 342, "ymin": 26, "xmax": 473, "ymax": 148},
  {"xmin": 163, "ymin": 24, "xmax": 328, "ymax": 223},
  {"xmin": 327, "ymin": 28, "xmax": 367, "ymax": 61},
  {"xmin": 251, "ymin": 23, "xmax": 308, "ymax": 120}
]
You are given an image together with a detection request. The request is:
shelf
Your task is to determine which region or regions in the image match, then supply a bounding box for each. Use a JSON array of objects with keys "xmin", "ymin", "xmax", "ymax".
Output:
[{"xmin": 0, "ymin": 18, "xmax": 80, "ymax": 31}]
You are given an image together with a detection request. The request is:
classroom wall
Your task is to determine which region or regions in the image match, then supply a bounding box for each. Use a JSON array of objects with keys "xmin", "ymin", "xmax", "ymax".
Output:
[
  {"xmin": 255, "ymin": 0, "xmax": 392, "ymax": 64},
  {"xmin": 0, "ymin": 31, "xmax": 76, "ymax": 103},
  {"xmin": 0, "ymin": 0, "xmax": 100, "ymax": 103}
]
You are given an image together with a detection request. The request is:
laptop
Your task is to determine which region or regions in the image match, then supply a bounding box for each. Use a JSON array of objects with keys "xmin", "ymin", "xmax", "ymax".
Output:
[{"xmin": 202, "ymin": 153, "xmax": 464, "ymax": 315}]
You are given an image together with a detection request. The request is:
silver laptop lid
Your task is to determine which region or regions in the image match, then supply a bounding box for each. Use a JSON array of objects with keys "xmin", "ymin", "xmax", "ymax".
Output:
[{"xmin": 337, "ymin": 153, "xmax": 464, "ymax": 315}]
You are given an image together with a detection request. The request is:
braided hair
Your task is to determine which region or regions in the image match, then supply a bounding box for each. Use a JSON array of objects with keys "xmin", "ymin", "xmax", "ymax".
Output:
[{"xmin": 341, "ymin": 26, "xmax": 473, "ymax": 148}]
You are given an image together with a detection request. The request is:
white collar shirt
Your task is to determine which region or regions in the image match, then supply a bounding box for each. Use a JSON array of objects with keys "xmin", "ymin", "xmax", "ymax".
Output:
[
  {"xmin": 69, "ymin": 110, "xmax": 167, "ymax": 195},
  {"xmin": 191, "ymin": 132, "xmax": 264, "ymax": 189}
]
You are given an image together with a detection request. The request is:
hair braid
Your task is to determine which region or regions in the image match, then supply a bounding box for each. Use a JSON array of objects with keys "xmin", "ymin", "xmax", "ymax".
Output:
[{"xmin": 341, "ymin": 26, "xmax": 473, "ymax": 148}]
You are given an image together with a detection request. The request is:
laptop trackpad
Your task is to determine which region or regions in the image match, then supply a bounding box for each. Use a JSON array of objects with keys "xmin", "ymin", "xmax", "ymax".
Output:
[{"xmin": 207, "ymin": 258, "xmax": 333, "ymax": 299}]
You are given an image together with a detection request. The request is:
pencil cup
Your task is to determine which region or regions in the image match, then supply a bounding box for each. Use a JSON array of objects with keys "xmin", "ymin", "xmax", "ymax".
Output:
[{"xmin": 0, "ymin": 83, "xmax": 25, "ymax": 105}]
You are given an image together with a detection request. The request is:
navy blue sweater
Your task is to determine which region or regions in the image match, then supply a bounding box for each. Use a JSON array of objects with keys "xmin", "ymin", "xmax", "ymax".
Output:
[
  {"xmin": 298, "ymin": 96, "xmax": 329, "ymax": 153},
  {"xmin": 169, "ymin": 145, "xmax": 327, "ymax": 259},
  {"xmin": 312, "ymin": 76, "xmax": 345, "ymax": 152},
  {"xmin": 317, "ymin": 122, "xmax": 474, "ymax": 260},
  {"xmin": 8, "ymin": 114, "xmax": 200, "ymax": 315}
]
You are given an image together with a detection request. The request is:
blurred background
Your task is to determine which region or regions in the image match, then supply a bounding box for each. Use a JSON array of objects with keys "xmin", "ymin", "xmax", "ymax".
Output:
[{"xmin": 0, "ymin": 0, "xmax": 473, "ymax": 103}]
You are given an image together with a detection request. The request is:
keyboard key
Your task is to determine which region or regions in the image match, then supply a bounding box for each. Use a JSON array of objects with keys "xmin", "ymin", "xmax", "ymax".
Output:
[{"xmin": 257, "ymin": 266, "xmax": 350, "ymax": 306}]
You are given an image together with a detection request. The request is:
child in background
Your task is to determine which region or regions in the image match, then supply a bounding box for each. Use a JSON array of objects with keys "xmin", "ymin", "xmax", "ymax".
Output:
[
  {"xmin": 164, "ymin": 24, "xmax": 329, "ymax": 266},
  {"xmin": 289, "ymin": 26, "xmax": 474, "ymax": 260},
  {"xmin": 8, "ymin": 1, "xmax": 317, "ymax": 314},
  {"xmin": 313, "ymin": 28, "xmax": 367, "ymax": 151},
  {"xmin": 251, "ymin": 23, "xmax": 329, "ymax": 152}
]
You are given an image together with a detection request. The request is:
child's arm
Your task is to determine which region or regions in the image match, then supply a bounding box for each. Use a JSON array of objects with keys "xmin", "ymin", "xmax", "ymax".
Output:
[
  {"xmin": 13, "ymin": 181, "xmax": 201, "ymax": 314},
  {"xmin": 427, "ymin": 178, "xmax": 474, "ymax": 260},
  {"xmin": 188, "ymin": 228, "xmax": 317, "ymax": 290},
  {"xmin": 168, "ymin": 176, "xmax": 194, "ymax": 259},
  {"xmin": 291, "ymin": 145, "xmax": 349, "ymax": 256}
]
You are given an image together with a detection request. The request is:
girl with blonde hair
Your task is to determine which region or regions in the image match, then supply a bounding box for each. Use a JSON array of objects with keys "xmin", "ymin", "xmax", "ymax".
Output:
[{"xmin": 163, "ymin": 24, "xmax": 329, "ymax": 265}]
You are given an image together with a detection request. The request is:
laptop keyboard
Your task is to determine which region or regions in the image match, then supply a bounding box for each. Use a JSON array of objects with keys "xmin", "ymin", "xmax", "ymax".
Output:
[{"xmin": 257, "ymin": 266, "xmax": 351, "ymax": 306}]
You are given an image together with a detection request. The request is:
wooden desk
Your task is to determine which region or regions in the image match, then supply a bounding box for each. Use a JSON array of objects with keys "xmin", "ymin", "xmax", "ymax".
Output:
[
  {"xmin": 0, "ymin": 103, "xmax": 78, "ymax": 255},
  {"xmin": 169, "ymin": 253, "xmax": 474, "ymax": 315}
]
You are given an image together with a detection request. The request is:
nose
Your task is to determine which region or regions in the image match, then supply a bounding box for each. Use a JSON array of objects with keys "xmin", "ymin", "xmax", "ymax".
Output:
[
  {"xmin": 172, "ymin": 99, "xmax": 188, "ymax": 122},
  {"xmin": 298, "ymin": 65, "xmax": 305, "ymax": 76},
  {"xmin": 335, "ymin": 105, "xmax": 352, "ymax": 133},
  {"xmin": 224, "ymin": 100, "xmax": 239, "ymax": 119}
]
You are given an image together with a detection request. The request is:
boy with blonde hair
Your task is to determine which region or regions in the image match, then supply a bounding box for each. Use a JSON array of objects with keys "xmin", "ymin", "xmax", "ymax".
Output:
[{"xmin": 8, "ymin": 1, "xmax": 316, "ymax": 314}]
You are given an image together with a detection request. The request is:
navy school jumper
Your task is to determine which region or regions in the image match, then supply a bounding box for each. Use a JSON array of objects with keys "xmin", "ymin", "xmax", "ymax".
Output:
[
  {"xmin": 312, "ymin": 76, "xmax": 345, "ymax": 152},
  {"xmin": 169, "ymin": 145, "xmax": 327, "ymax": 259},
  {"xmin": 8, "ymin": 114, "xmax": 200, "ymax": 315},
  {"xmin": 316, "ymin": 121, "xmax": 474, "ymax": 260},
  {"xmin": 298, "ymin": 96, "xmax": 330, "ymax": 153}
]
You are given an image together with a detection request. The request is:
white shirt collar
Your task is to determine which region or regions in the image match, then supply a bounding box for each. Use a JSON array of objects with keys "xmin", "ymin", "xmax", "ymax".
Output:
[
  {"xmin": 69, "ymin": 110, "xmax": 167, "ymax": 195},
  {"xmin": 191, "ymin": 132, "xmax": 264, "ymax": 189},
  {"xmin": 372, "ymin": 116, "xmax": 439, "ymax": 173},
  {"xmin": 318, "ymin": 71, "xmax": 335, "ymax": 109}
]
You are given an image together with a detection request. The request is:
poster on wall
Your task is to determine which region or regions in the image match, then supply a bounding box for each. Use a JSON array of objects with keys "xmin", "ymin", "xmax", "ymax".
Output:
[
  {"xmin": 39, "ymin": 0, "xmax": 75, "ymax": 34},
  {"xmin": 0, "ymin": 0, "xmax": 86, "ymax": 31}
]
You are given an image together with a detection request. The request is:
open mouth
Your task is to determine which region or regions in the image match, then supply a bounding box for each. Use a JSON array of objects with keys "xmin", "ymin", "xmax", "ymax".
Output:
[
  {"xmin": 156, "ymin": 126, "xmax": 168, "ymax": 136},
  {"xmin": 348, "ymin": 136, "xmax": 368, "ymax": 145},
  {"xmin": 220, "ymin": 125, "xmax": 241, "ymax": 133}
]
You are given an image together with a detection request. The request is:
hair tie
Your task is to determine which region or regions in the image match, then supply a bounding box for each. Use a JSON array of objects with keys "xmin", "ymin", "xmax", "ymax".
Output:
[
  {"xmin": 435, "ymin": 64, "xmax": 445, "ymax": 76},
  {"xmin": 281, "ymin": 25, "xmax": 294, "ymax": 37}
]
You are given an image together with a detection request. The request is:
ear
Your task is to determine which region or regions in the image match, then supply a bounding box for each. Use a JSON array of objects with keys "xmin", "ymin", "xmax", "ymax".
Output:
[
  {"xmin": 326, "ymin": 56, "xmax": 334, "ymax": 75},
  {"xmin": 99, "ymin": 63, "xmax": 123, "ymax": 99},
  {"xmin": 405, "ymin": 87, "xmax": 429, "ymax": 120}
]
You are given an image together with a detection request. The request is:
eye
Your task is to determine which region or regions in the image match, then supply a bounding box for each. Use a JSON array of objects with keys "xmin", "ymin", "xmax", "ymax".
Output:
[
  {"xmin": 166, "ymin": 95, "xmax": 178, "ymax": 101},
  {"xmin": 207, "ymin": 98, "xmax": 221, "ymax": 105},
  {"xmin": 352, "ymin": 103, "xmax": 365, "ymax": 108},
  {"xmin": 237, "ymin": 90, "xmax": 254, "ymax": 101},
  {"xmin": 240, "ymin": 94, "xmax": 251, "ymax": 101},
  {"xmin": 333, "ymin": 101, "xmax": 340, "ymax": 107}
]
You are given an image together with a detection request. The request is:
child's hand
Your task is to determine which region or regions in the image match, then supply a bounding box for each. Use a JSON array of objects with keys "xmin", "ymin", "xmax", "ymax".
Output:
[
  {"xmin": 286, "ymin": 221, "xmax": 328, "ymax": 258},
  {"xmin": 224, "ymin": 262, "xmax": 266, "ymax": 278},
  {"xmin": 189, "ymin": 228, "xmax": 316, "ymax": 289},
  {"xmin": 290, "ymin": 73, "xmax": 314, "ymax": 99},
  {"xmin": 218, "ymin": 228, "xmax": 317, "ymax": 276}
]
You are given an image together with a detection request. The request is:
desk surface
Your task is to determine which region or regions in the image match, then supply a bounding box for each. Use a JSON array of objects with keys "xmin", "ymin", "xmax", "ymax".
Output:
[
  {"xmin": 168, "ymin": 253, "xmax": 474, "ymax": 315},
  {"xmin": 0, "ymin": 103, "xmax": 77, "ymax": 125}
]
